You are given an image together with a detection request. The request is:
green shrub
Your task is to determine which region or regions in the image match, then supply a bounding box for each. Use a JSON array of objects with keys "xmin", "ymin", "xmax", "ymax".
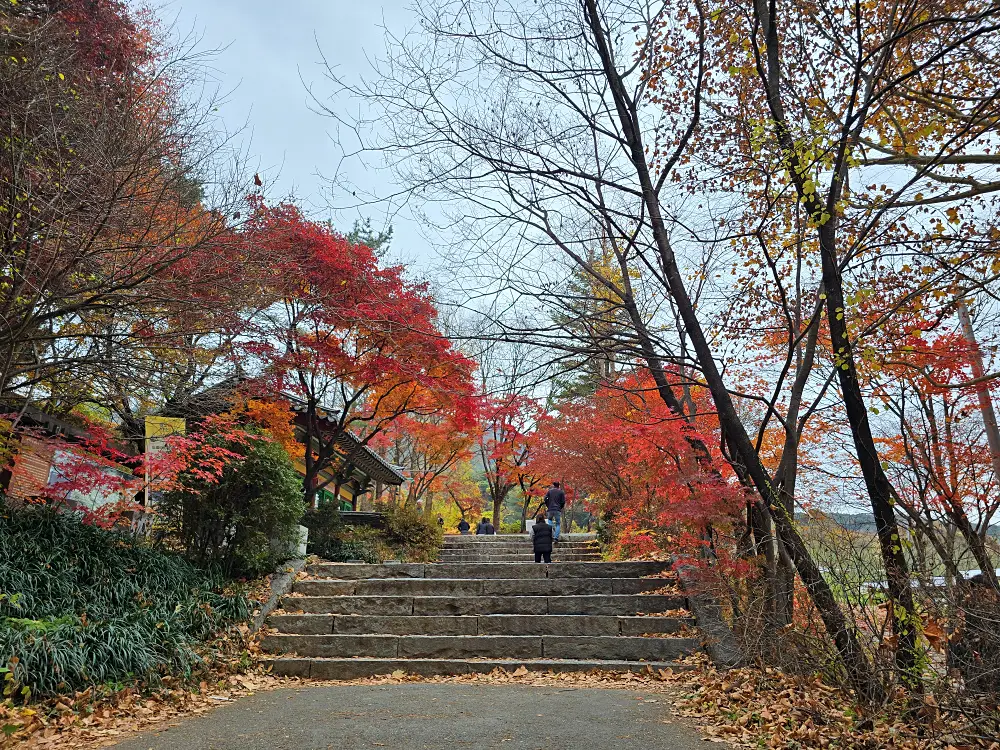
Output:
[
  {"xmin": 302, "ymin": 502, "xmax": 442, "ymax": 562},
  {"xmin": 302, "ymin": 504, "xmax": 383, "ymax": 563},
  {"xmin": 595, "ymin": 510, "xmax": 614, "ymax": 548},
  {"xmin": 381, "ymin": 503, "xmax": 443, "ymax": 562},
  {"xmin": 302, "ymin": 502, "xmax": 442, "ymax": 563},
  {"xmin": 0, "ymin": 501, "xmax": 249, "ymax": 698},
  {"xmin": 500, "ymin": 520, "xmax": 523, "ymax": 534},
  {"xmin": 158, "ymin": 436, "xmax": 304, "ymax": 578}
]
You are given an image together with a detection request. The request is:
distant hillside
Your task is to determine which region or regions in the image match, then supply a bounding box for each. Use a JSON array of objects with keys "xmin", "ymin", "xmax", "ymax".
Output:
[{"xmin": 805, "ymin": 511, "xmax": 1000, "ymax": 539}]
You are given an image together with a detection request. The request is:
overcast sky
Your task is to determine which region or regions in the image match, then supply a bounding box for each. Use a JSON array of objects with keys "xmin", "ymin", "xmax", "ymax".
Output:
[{"xmin": 159, "ymin": 0, "xmax": 433, "ymax": 270}]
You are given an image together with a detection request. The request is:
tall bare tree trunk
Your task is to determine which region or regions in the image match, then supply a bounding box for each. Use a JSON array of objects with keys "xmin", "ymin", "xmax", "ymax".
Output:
[
  {"xmin": 581, "ymin": 0, "xmax": 883, "ymax": 704},
  {"xmin": 955, "ymin": 297, "xmax": 1000, "ymax": 590}
]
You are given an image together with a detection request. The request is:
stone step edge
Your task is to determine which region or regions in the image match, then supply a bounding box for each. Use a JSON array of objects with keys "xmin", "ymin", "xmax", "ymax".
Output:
[
  {"xmin": 260, "ymin": 634, "xmax": 701, "ymax": 661},
  {"xmin": 437, "ymin": 553, "xmax": 602, "ymax": 557},
  {"xmin": 437, "ymin": 548, "xmax": 601, "ymax": 552},
  {"xmin": 290, "ymin": 580, "xmax": 676, "ymax": 600},
  {"xmin": 265, "ymin": 657, "xmax": 695, "ymax": 680},
  {"xmin": 439, "ymin": 552, "xmax": 599, "ymax": 556},
  {"xmin": 434, "ymin": 561, "xmax": 604, "ymax": 564},
  {"xmin": 435, "ymin": 555, "xmax": 603, "ymax": 558},
  {"xmin": 437, "ymin": 551, "xmax": 601, "ymax": 555},
  {"xmin": 292, "ymin": 576, "xmax": 673, "ymax": 591},
  {"xmin": 440, "ymin": 543, "xmax": 599, "ymax": 547},
  {"xmin": 306, "ymin": 561, "xmax": 670, "ymax": 580},
  {"xmin": 439, "ymin": 544, "xmax": 599, "ymax": 549},
  {"xmin": 442, "ymin": 535, "xmax": 598, "ymax": 539},
  {"xmin": 436, "ymin": 551, "xmax": 602, "ymax": 555},
  {"xmin": 280, "ymin": 594, "xmax": 688, "ymax": 617},
  {"xmin": 267, "ymin": 613, "xmax": 696, "ymax": 636}
]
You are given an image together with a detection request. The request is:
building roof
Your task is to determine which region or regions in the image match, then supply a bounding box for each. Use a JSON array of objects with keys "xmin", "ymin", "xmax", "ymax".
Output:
[
  {"xmin": 0, "ymin": 401, "xmax": 134, "ymax": 458},
  {"xmin": 285, "ymin": 396, "xmax": 405, "ymax": 486}
]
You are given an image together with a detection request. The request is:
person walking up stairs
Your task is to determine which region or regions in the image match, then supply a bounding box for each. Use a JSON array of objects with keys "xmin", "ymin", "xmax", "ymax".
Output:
[
  {"xmin": 529, "ymin": 511, "xmax": 553, "ymax": 563},
  {"xmin": 542, "ymin": 481, "xmax": 566, "ymax": 542}
]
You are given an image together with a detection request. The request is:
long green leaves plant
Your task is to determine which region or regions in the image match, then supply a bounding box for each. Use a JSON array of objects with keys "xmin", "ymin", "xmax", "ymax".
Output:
[{"xmin": 0, "ymin": 502, "xmax": 249, "ymax": 698}]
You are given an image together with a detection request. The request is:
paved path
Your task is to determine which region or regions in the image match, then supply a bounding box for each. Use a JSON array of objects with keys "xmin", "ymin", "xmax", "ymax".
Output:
[{"xmin": 111, "ymin": 683, "xmax": 715, "ymax": 750}]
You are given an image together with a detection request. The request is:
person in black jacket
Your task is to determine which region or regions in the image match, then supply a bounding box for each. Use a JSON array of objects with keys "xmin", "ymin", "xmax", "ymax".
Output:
[
  {"xmin": 458, "ymin": 518, "xmax": 471, "ymax": 535},
  {"xmin": 543, "ymin": 481, "xmax": 566, "ymax": 542},
  {"xmin": 529, "ymin": 511, "xmax": 553, "ymax": 563}
]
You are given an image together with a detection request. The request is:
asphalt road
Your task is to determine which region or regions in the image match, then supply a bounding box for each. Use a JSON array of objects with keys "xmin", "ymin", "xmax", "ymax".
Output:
[{"xmin": 110, "ymin": 683, "xmax": 716, "ymax": 750}]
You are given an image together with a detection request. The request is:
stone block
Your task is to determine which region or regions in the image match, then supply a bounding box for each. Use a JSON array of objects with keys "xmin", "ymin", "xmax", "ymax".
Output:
[
  {"xmin": 263, "ymin": 634, "xmax": 399, "ymax": 658},
  {"xmin": 293, "ymin": 580, "xmax": 356, "ymax": 596},
  {"xmin": 333, "ymin": 615, "xmax": 479, "ymax": 636},
  {"xmin": 610, "ymin": 578, "xmax": 668, "ymax": 595},
  {"xmin": 293, "ymin": 596, "xmax": 414, "ymax": 615},
  {"xmin": 426, "ymin": 563, "xmax": 547, "ymax": 579},
  {"xmin": 267, "ymin": 614, "xmax": 335, "ymax": 635},
  {"xmin": 264, "ymin": 657, "xmax": 312, "ymax": 678},
  {"xmin": 397, "ymin": 635, "xmax": 542, "ymax": 659},
  {"xmin": 481, "ymin": 578, "xmax": 612, "ymax": 596},
  {"xmin": 546, "ymin": 594, "xmax": 683, "ymax": 615},
  {"xmin": 547, "ymin": 562, "xmax": 670, "ymax": 579},
  {"xmin": 354, "ymin": 578, "xmax": 485, "ymax": 596},
  {"xmin": 413, "ymin": 596, "xmax": 548, "ymax": 616},
  {"xmin": 477, "ymin": 615, "xmax": 619, "ymax": 636},
  {"xmin": 542, "ymin": 636, "xmax": 698, "ymax": 661},
  {"xmin": 307, "ymin": 659, "xmax": 411, "ymax": 680},
  {"xmin": 307, "ymin": 563, "xmax": 426, "ymax": 579},
  {"xmin": 618, "ymin": 616, "xmax": 694, "ymax": 636}
]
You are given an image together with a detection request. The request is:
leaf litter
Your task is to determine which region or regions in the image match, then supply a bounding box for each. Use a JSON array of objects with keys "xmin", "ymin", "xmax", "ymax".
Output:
[{"xmin": 5, "ymin": 644, "xmax": 998, "ymax": 749}]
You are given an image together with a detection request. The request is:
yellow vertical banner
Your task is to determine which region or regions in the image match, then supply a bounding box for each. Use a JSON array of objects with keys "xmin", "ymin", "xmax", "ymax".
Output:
[{"xmin": 144, "ymin": 417, "xmax": 185, "ymax": 506}]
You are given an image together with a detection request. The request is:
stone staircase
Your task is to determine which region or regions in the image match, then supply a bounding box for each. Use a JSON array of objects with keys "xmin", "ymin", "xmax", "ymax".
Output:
[
  {"xmin": 437, "ymin": 533, "xmax": 602, "ymax": 563},
  {"xmin": 263, "ymin": 541, "xmax": 702, "ymax": 679}
]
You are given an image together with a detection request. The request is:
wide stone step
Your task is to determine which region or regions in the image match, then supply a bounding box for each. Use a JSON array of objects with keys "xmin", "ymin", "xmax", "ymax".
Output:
[
  {"xmin": 266, "ymin": 657, "xmax": 692, "ymax": 680},
  {"xmin": 438, "ymin": 551, "xmax": 601, "ymax": 563},
  {"xmin": 281, "ymin": 594, "xmax": 685, "ymax": 616},
  {"xmin": 268, "ymin": 613, "xmax": 694, "ymax": 637},
  {"xmin": 438, "ymin": 547, "xmax": 601, "ymax": 561},
  {"xmin": 441, "ymin": 538, "xmax": 601, "ymax": 552},
  {"xmin": 293, "ymin": 577, "xmax": 668, "ymax": 597},
  {"xmin": 443, "ymin": 533, "xmax": 597, "ymax": 541},
  {"xmin": 305, "ymin": 562, "xmax": 669, "ymax": 580},
  {"xmin": 437, "ymin": 550, "xmax": 602, "ymax": 556},
  {"xmin": 262, "ymin": 633, "xmax": 699, "ymax": 661},
  {"xmin": 441, "ymin": 539, "xmax": 601, "ymax": 551}
]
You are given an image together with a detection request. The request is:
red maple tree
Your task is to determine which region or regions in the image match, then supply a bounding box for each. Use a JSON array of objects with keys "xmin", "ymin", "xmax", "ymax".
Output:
[
  {"xmin": 242, "ymin": 201, "xmax": 478, "ymax": 505},
  {"xmin": 529, "ymin": 371, "xmax": 742, "ymax": 558}
]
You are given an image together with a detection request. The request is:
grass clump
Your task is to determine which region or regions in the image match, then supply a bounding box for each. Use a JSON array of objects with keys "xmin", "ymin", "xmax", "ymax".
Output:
[{"xmin": 0, "ymin": 501, "xmax": 250, "ymax": 699}]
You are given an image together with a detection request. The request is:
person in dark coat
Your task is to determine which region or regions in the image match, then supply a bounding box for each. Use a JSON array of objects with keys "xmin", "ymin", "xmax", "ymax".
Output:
[
  {"xmin": 529, "ymin": 511, "xmax": 553, "ymax": 563},
  {"xmin": 458, "ymin": 518, "xmax": 471, "ymax": 534},
  {"xmin": 543, "ymin": 481, "xmax": 567, "ymax": 542}
]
